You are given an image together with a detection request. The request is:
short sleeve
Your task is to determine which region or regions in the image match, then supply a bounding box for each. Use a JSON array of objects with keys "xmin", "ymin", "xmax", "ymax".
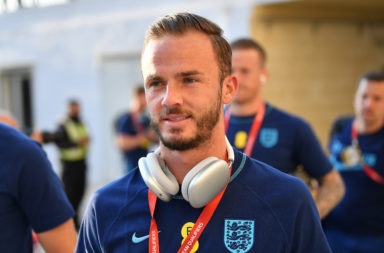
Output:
[
  {"xmin": 289, "ymin": 185, "xmax": 332, "ymax": 252},
  {"xmin": 76, "ymin": 193, "xmax": 103, "ymax": 253},
  {"xmin": 295, "ymin": 120, "xmax": 333, "ymax": 179},
  {"xmin": 18, "ymin": 141, "xmax": 74, "ymax": 233},
  {"xmin": 117, "ymin": 114, "xmax": 136, "ymax": 135}
]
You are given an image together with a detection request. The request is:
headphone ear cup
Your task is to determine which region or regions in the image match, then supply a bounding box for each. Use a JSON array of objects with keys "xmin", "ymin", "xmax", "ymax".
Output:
[
  {"xmin": 182, "ymin": 157, "xmax": 230, "ymax": 208},
  {"xmin": 149, "ymin": 153, "xmax": 179, "ymax": 195},
  {"xmin": 139, "ymin": 153, "xmax": 178, "ymax": 202},
  {"xmin": 181, "ymin": 157, "xmax": 217, "ymax": 201}
]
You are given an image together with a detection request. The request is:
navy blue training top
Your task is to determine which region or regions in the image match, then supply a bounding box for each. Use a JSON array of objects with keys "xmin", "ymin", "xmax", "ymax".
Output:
[
  {"xmin": 76, "ymin": 148, "xmax": 331, "ymax": 252},
  {"xmin": 325, "ymin": 116, "xmax": 384, "ymax": 236},
  {"xmin": 0, "ymin": 123, "xmax": 74, "ymax": 252},
  {"xmin": 226, "ymin": 103, "xmax": 332, "ymax": 178}
]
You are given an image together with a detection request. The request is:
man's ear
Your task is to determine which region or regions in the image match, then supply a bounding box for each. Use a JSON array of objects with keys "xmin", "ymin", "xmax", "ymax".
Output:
[
  {"xmin": 260, "ymin": 69, "xmax": 269, "ymax": 85},
  {"xmin": 222, "ymin": 75, "xmax": 238, "ymax": 105}
]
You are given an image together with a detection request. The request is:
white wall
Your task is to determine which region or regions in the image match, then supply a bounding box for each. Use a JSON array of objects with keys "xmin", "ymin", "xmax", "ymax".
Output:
[{"xmin": 0, "ymin": 0, "xmax": 277, "ymax": 187}]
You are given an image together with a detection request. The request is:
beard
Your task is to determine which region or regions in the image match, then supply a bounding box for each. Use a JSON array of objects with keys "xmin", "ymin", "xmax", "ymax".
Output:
[{"xmin": 150, "ymin": 91, "xmax": 222, "ymax": 151}]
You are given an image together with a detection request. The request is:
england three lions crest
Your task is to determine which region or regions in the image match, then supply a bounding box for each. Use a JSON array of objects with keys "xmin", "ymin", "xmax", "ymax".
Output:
[
  {"xmin": 224, "ymin": 219, "xmax": 254, "ymax": 253},
  {"xmin": 260, "ymin": 128, "xmax": 278, "ymax": 148}
]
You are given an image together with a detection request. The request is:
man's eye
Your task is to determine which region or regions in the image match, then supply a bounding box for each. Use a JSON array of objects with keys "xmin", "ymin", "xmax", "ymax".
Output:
[
  {"xmin": 185, "ymin": 78, "xmax": 196, "ymax": 83},
  {"xmin": 149, "ymin": 81, "xmax": 162, "ymax": 87}
]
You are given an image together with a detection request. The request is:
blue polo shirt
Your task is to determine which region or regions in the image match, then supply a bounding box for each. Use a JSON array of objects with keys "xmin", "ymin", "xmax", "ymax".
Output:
[
  {"xmin": 116, "ymin": 112, "xmax": 151, "ymax": 173},
  {"xmin": 226, "ymin": 103, "xmax": 332, "ymax": 178},
  {"xmin": 76, "ymin": 149, "xmax": 330, "ymax": 252},
  {"xmin": 325, "ymin": 116, "xmax": 384, "ymax": 236},
  {"xmin": 0, "ymin": 123, "xmax": 74, "ymax": 252}
]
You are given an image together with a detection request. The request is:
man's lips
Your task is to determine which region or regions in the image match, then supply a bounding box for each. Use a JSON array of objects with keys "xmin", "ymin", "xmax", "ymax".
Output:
[
  {"xmin": 162, "ymin": 114, "xmax": 190, "ymax": 122},
  {"xmin": 362, "ymin": 109, "xmax": 373, "ymax": 117}
]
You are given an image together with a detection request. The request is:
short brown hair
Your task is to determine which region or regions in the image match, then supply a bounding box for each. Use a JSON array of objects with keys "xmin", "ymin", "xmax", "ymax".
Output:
[
  {"xmin": 134, "ymin": 85, "xmax": 145, "ymax": 96},
  {"xmin": 360, "ymin": 71, "xmax": 384, "ymax": 83},
  {"xmin": 142, "ymin": 12, "xmax": 232, "ymax": 82},
  {"xmin": 231, "ymin": 38, "xmax": 267, "ymax": 67}
]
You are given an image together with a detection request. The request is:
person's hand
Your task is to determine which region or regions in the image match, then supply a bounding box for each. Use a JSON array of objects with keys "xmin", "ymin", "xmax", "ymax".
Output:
[
  {"xmin": 30, "ymin": 130, "xmax": 43, "ymax": 143},
  {"xmin": 79, "ymin": 137, "xmax": 89, "ymax": 145}
]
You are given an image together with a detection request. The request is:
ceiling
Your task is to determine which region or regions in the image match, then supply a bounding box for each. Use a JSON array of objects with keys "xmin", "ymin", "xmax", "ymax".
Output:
[
  {"xmin": 256, "ymin": 0, "xmax": 384, "ymax": 23},
  {"xmin": 303, "ymin": 0, "xmax": 384, "ymax": 9}
]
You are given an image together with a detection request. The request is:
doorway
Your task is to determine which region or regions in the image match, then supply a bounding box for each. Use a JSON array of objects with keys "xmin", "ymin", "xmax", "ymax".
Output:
[{"xmin": 0, "ymin": 67, "xmax": 33, "ymax": 132}]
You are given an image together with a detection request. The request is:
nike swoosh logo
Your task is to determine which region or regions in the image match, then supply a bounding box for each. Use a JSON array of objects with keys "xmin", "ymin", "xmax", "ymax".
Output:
[{"xmin": 132, "ymin": 231, "xmax": 161, "ymax": 244}]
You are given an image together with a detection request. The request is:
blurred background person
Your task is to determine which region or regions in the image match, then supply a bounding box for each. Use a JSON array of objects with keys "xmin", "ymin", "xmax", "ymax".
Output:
[
  {"xmin": 324, "ymin": 71, "xmax": 384, "ymax": 253},
  {"xmin": 227, "ymin": 38, "xmax": 345, "ymax": 219},
  {"xmin": 33, "ymin": 99, "xmax": 90, "ymax": 230},
  {"xmin": 0, "ymin": 115, "xmax": 77, "ymax": 253},
  {"xmin": 115, "ymin": 85, "xmax": 157, "ymax": 173}
]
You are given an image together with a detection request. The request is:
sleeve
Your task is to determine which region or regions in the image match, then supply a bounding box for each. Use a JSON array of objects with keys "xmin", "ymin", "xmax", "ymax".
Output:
[
  {"xmin": 76, "ymin": 194, "xmax": 103, "ymax": 253},
  {"xmin": 117, "ymin": 113, "xmax": 137, "ymax": 135},
  {"xmin": 114, "ymin": 113, "xmax": 126, "ymax": 133},
  {"xmin": 53, "ymin": 124, "xmax": 78, "ymax": 148},
  {"xmin": 328, "ymin": 116, "xmax": 351, "ymax": 145},
  {"xmin": 289, "ymin": 185, "xmax": 332, "ymax": 252},
  {"xmin": 42, "ymin": 124, "xmax": 77, "ymax": 148},
  {"xmin": 294, "ymin": 120, "xmax": 333, "ymax": 179},
  {"xmin": 18, "ymin": 140, "xmax": 74, "ymax": 233}
]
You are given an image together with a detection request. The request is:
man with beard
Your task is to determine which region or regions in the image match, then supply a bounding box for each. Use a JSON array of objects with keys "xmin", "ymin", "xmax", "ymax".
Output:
[
  {"xmin": 227, "ymin": 38, "xmax": 345, "ymax": 219},
  {"xmin": 76, "ymin": 13, "xmax": 331, "ymax": 252},
  {"xmin": 323, "ymin": 71, "xmax": 384, "ymax": 252}
]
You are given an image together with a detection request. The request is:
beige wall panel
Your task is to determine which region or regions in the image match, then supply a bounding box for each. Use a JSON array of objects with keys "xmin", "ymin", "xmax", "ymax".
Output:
[{"xmin": 249, "ymin": 6, "xmax": 384, "ymax": 149}]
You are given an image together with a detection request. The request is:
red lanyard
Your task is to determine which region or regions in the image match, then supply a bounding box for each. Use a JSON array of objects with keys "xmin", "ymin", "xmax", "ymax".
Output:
[
  {"xmin": 147, "ymin": 164, "xmax": 232, "ymax": 253},
  {"xmin": 224, "ymin": 102, "xmax": 266, "ymax": 156},
  {"xmin": 351, "ymin": 121, "xmax": 384, "ymax": 184}
]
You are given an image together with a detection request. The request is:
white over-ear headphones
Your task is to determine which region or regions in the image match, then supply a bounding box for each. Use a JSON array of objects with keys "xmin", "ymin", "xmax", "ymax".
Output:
[{"xmin": 139, "ymin": 137, "xmax": 234, "ymax": 208}]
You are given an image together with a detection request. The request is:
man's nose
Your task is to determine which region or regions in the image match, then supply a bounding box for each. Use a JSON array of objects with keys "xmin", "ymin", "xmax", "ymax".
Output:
[{"xmin": 161, "ymin": 82, "xmax": 182, "ymax": 107}]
